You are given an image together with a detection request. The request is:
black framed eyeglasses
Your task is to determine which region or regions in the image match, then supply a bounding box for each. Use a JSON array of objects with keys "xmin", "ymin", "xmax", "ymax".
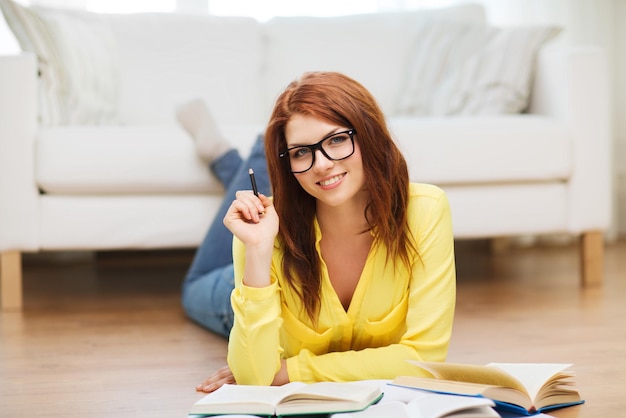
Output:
[{"xmin": 279, "ymin": 129, "xmax": 356, "ymax": 174}]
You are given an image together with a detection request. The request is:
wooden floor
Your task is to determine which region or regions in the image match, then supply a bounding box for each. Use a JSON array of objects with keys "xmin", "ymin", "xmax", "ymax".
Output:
[{"xmin": 1, "ymin": 240, "xmax": 625, "ymax": 418}]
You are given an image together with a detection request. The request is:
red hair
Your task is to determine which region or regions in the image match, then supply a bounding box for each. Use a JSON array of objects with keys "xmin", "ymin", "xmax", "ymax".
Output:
[{"xmin": 265, "ymin": 72, "xmax": 415, "ymax": 321}]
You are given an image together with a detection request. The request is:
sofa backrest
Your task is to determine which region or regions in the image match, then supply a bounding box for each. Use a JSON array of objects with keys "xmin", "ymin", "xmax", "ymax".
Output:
[
  {"xmin": 102, "ymin": 4, "xmax": 486, "ymax": 125},
  {"xmin": 4, "ymin": 1, "xmax": 519, "ymax": 126},
  {"xmin": 102, "ymin": 13, "xmax": 264, "ymax": 126},
  {"xmin": 261, "ymin": 4, "xmax": 486, "ymax": 120}
]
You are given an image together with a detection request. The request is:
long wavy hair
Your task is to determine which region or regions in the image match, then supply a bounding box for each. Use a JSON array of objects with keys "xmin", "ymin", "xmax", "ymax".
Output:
[{"xmin": 265, "ymin": 72, "xmax": 415, "ymax": 321}]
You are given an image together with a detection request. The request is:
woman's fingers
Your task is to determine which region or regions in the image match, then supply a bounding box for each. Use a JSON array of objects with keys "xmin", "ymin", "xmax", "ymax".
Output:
[
  {"xmin": 232, "ymin": 190, "xmax": 265, "ymax": 222},
  {"xmin": 196, "ymin": 365, "xmax": 236, "ymax": 393},
  {"xmin": 223, "ymin": 191, "xmax": 279, "ymax": 247}
]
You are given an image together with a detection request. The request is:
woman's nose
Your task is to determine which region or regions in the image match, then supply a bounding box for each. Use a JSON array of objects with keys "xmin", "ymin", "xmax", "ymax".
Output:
[{"xmin": 311, "ymin": 149, "xmax": 334, "ymax": 172}]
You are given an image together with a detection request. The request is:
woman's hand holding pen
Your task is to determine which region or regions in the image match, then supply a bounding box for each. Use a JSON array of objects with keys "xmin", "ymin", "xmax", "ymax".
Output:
[
  {"xmin": 223, "ymin": 190, "xmax": 278, "ymax": 287},
  {"xmin": 223, "ymin": 191, "xmax": 278, "ymax": 244}
]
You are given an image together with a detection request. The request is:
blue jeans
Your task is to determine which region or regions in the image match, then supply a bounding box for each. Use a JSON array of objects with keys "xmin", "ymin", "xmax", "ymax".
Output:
[{"xmin": 182, "ymin": 135, "xmax": 270, "ymax": 338}]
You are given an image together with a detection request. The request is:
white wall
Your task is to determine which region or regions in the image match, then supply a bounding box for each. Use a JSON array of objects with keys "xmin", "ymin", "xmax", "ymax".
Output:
[{"xmin": 614, "ymin": 1, "xmax": 626, "ymax": 237}]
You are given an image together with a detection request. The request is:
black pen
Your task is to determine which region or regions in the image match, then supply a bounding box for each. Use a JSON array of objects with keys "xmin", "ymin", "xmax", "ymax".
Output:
[{"xmin": 249, "ymin": 168, "xmax": 259, "ymax": 197}]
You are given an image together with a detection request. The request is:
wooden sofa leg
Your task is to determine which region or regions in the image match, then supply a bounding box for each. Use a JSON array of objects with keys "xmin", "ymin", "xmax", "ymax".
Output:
[
  {"xmin": 1, "ymin": 251, "xmax": 22, "ymax": 310},
  {"xmin": 580, "ymin": 231, "xmax": 604, "ymax": 287},
  {"xmin": 489, "ymin": 237, "xmax": 511, "ymax": 254}
]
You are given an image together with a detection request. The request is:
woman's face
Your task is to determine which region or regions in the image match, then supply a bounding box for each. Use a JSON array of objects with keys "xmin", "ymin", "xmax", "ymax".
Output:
[{"xmin": 284, "ymin": 114, "xmax": 366, "ymax": 209}]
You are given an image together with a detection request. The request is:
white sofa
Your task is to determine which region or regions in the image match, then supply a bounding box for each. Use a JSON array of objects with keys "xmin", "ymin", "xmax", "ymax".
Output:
[{"xmin": 0, "ymin": 2, "xmax": 612, "ymax": 309}]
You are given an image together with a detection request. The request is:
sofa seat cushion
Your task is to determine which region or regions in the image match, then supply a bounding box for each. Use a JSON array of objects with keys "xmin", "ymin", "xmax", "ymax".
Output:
[
  {"xmin": 389, "ymin": 115, "xmax": 572, "ymax": 185},
  {"xmin": 36, "ymin": 125, "xmax": 263, "ymax": 194},
  {"xmin": 36, "ymin": 117, "xmax": 571, "ymax": 195}
]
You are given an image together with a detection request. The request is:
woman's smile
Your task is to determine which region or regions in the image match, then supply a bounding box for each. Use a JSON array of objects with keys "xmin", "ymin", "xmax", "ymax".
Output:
[{"xmin": 318, "ymin": 173, "xmax": 346, "ymax": 188}]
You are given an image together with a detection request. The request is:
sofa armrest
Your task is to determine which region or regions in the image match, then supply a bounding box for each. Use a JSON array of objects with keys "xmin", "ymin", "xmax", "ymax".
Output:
[
  {"xmin": 0, "ymin": 53, "xmax": 40, "ymax": 252},
  {"xmin": 529, "ymin": 45, "xmax": 612, "ymax": 233}
]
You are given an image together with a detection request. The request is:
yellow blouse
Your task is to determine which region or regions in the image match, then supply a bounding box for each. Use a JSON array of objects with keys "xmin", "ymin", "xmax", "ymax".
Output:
[{"xmin": 228, "ymin": 183, "xmax": 456, "ymax": 385}]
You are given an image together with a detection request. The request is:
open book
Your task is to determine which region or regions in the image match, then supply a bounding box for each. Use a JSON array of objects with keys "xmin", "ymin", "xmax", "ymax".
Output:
[
  {"xmin": 392, "ymin": 362, "xmax": 583, "ymax": 415},
  {"xmin": 331, "ymin": 381, "xmax": 498, "ymax": 418},
  {"xmin": 189, "ymin": 381, "xmax": 383, "ymax": 417}
]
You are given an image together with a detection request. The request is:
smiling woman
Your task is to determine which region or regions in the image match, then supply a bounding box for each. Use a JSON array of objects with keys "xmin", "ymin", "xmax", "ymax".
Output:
[{"xmin": 175, "ymin": 71, "xmax": 456, "ymax": 395}]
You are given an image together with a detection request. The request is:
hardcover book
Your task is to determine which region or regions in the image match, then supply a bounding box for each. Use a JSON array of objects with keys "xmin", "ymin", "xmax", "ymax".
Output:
[
  {"xmin": 189, "ymin": 381, "xmax": 383, "ymax": 417},
  {"xmin": 392, "ymin": 361, "xmax": 583, "ymax": 415}
]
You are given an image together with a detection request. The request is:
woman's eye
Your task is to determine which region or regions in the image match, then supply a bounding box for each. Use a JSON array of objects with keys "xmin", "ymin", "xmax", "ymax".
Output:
[
  {"xmin": 329, "ymin": 134, "xmax": 349, "ymax": 145},
  {"xmin": 293, "ymin": 148, "xmax": 311, "ymax": 159}
]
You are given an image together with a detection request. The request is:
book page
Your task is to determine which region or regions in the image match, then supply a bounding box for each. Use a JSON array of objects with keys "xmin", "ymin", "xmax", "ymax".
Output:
[
  {"xmin": 410, "ymin": 392, "xmax": 497, "ymax": 418},
  {"xmin": 190, "ymin": 382, "xmax": 307, "ymax": 415},
  {"xmin": 331, "ymin": 385, "xmax": 498, "ymax": 418},
  {"xmin": 281, "ymin": 381, "xmax": 380, "ymax": 403},
  {"xmin": 487, "ymin": 363, "xmax": 572, "ymax": 402},
  {"xmin": 330, "ymin": 400, "xmax": 412, "ymax": 418},
  {"xmin": 408, "ymin": 361, "xmax": 528, "ymax": 396},
  {"xmin": 275, "ymin": 381, "xmax": 382, "ymax": 415},
  {"xmin": 217, "ymin": 382, "xmax": 307, "ymax": 404}
]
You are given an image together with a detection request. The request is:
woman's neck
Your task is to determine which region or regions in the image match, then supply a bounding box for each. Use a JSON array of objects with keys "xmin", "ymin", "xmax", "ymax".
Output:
[{"xmin": 316, "ymin": 197, "xmax": 370, "ymax": 237}]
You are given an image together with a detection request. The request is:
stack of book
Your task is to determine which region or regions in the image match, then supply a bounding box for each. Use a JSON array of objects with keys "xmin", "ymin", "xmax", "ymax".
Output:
[{"xmin": 187, "ymin": 362, "xmax": 583, "ymax": 418}]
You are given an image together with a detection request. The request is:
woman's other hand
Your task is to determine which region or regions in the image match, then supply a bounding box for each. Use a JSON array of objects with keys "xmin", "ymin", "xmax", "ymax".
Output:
[
  {"xmin": 271, "ymin": 359, "xmax": 289, "ymax": 386},
  {"xmin": 196, "ymin": 364, "xmax": 236, "ymax": 393}
]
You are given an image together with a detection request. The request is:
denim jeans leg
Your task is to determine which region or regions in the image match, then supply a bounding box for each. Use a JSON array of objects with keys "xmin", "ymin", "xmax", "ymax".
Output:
[
  {"xmin": 210, "ymin": 134, "xmax": 269, "ymax": 195},
  {"xmin": 181, "ymin": 134, "xmax": 269, "ymax": 336},
  {"xmin": 182, "ymin": 264, "xmax": 235, "ymax": 338},
  {"xmin": 210, "ymin": 148, "xmax": 243, "ymax": 189},
  {"xmin": 185, "ymin": 150, "xmax": 244, "ymax": 281},
  {"xmin": 184, "ymin": 135, "xmax": 269, "ymax": 281}
]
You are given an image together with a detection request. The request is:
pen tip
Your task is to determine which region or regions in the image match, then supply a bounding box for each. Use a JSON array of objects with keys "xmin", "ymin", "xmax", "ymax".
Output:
[{"xmin": 248, "ymin": 168, "xmax": 254, "ymax": 175}]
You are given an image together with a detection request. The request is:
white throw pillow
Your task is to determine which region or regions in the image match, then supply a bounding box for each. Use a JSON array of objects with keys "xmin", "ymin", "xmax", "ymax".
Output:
[
  {"xmin": 0, "ymin": 0, "xmax": 119, "ymax": 125},
  {"xmin": 397, "ymin": 20, "xmax": 561, "ymax": 116},
  {"xmin": 263, "ymin": 4, "xmax": 487, "ymax": 119}
]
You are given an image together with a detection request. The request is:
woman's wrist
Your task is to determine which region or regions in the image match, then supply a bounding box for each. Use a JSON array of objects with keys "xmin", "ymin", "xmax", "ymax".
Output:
[
  {"xmin": 271, "ymin": 359, "xmax": 289, "ymax": 386},
  {"xmin": 242, "ymin": 243, "xmax": 274, "ymax": 287}
]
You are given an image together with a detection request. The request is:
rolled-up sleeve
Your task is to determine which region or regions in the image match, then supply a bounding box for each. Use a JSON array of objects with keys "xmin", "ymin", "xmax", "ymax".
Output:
[{"xmin": 227, "ymin": 237, "xmax": 284, "ymax": 385}]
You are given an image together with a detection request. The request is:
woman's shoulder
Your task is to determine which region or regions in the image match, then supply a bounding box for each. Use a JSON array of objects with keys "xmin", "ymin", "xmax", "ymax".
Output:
[
  {"xmin": 408, "ymin": 182, "xmax": 447, "ymax": 201},
  {"xmin": 406, "ymin": 183, "xmax": 452, "ymax": 232},
  {"xmin": 407, "ymin": 182, "xmax": 451, "ymax": 218}
]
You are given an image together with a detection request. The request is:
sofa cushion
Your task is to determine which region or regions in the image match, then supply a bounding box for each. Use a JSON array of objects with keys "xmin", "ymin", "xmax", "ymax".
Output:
[
  {"xmin": 36, "ymin": 125, "xmax": 264, "ymax": 194},
  {"xmin": 39, "ymin": 194, "xmax": 221, "ymax": 250},
  {"xmin": 36, "ymin": 118, "xmax": 571, "ymax": 195},
  {"xmin": 389, "ymin": 116, "xmax": 572, "ymax": 185},
  {"xmin": 397, "ymin": 20, "xmax": 561, "ymax": 116},
  {"xmin": 102, "ymin": 12, "xmax": 265, "ymax": 126},
  {"xmin": 262, "ymin": 4, "xmax": 486, "ymax": 117},
  {"xmin": 0, "ymin": 0, "xmax": 119, "ymax": 125},
  {"xmin": 0, "ymin": 0, "xmax": 266, "ymax": 126}
]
